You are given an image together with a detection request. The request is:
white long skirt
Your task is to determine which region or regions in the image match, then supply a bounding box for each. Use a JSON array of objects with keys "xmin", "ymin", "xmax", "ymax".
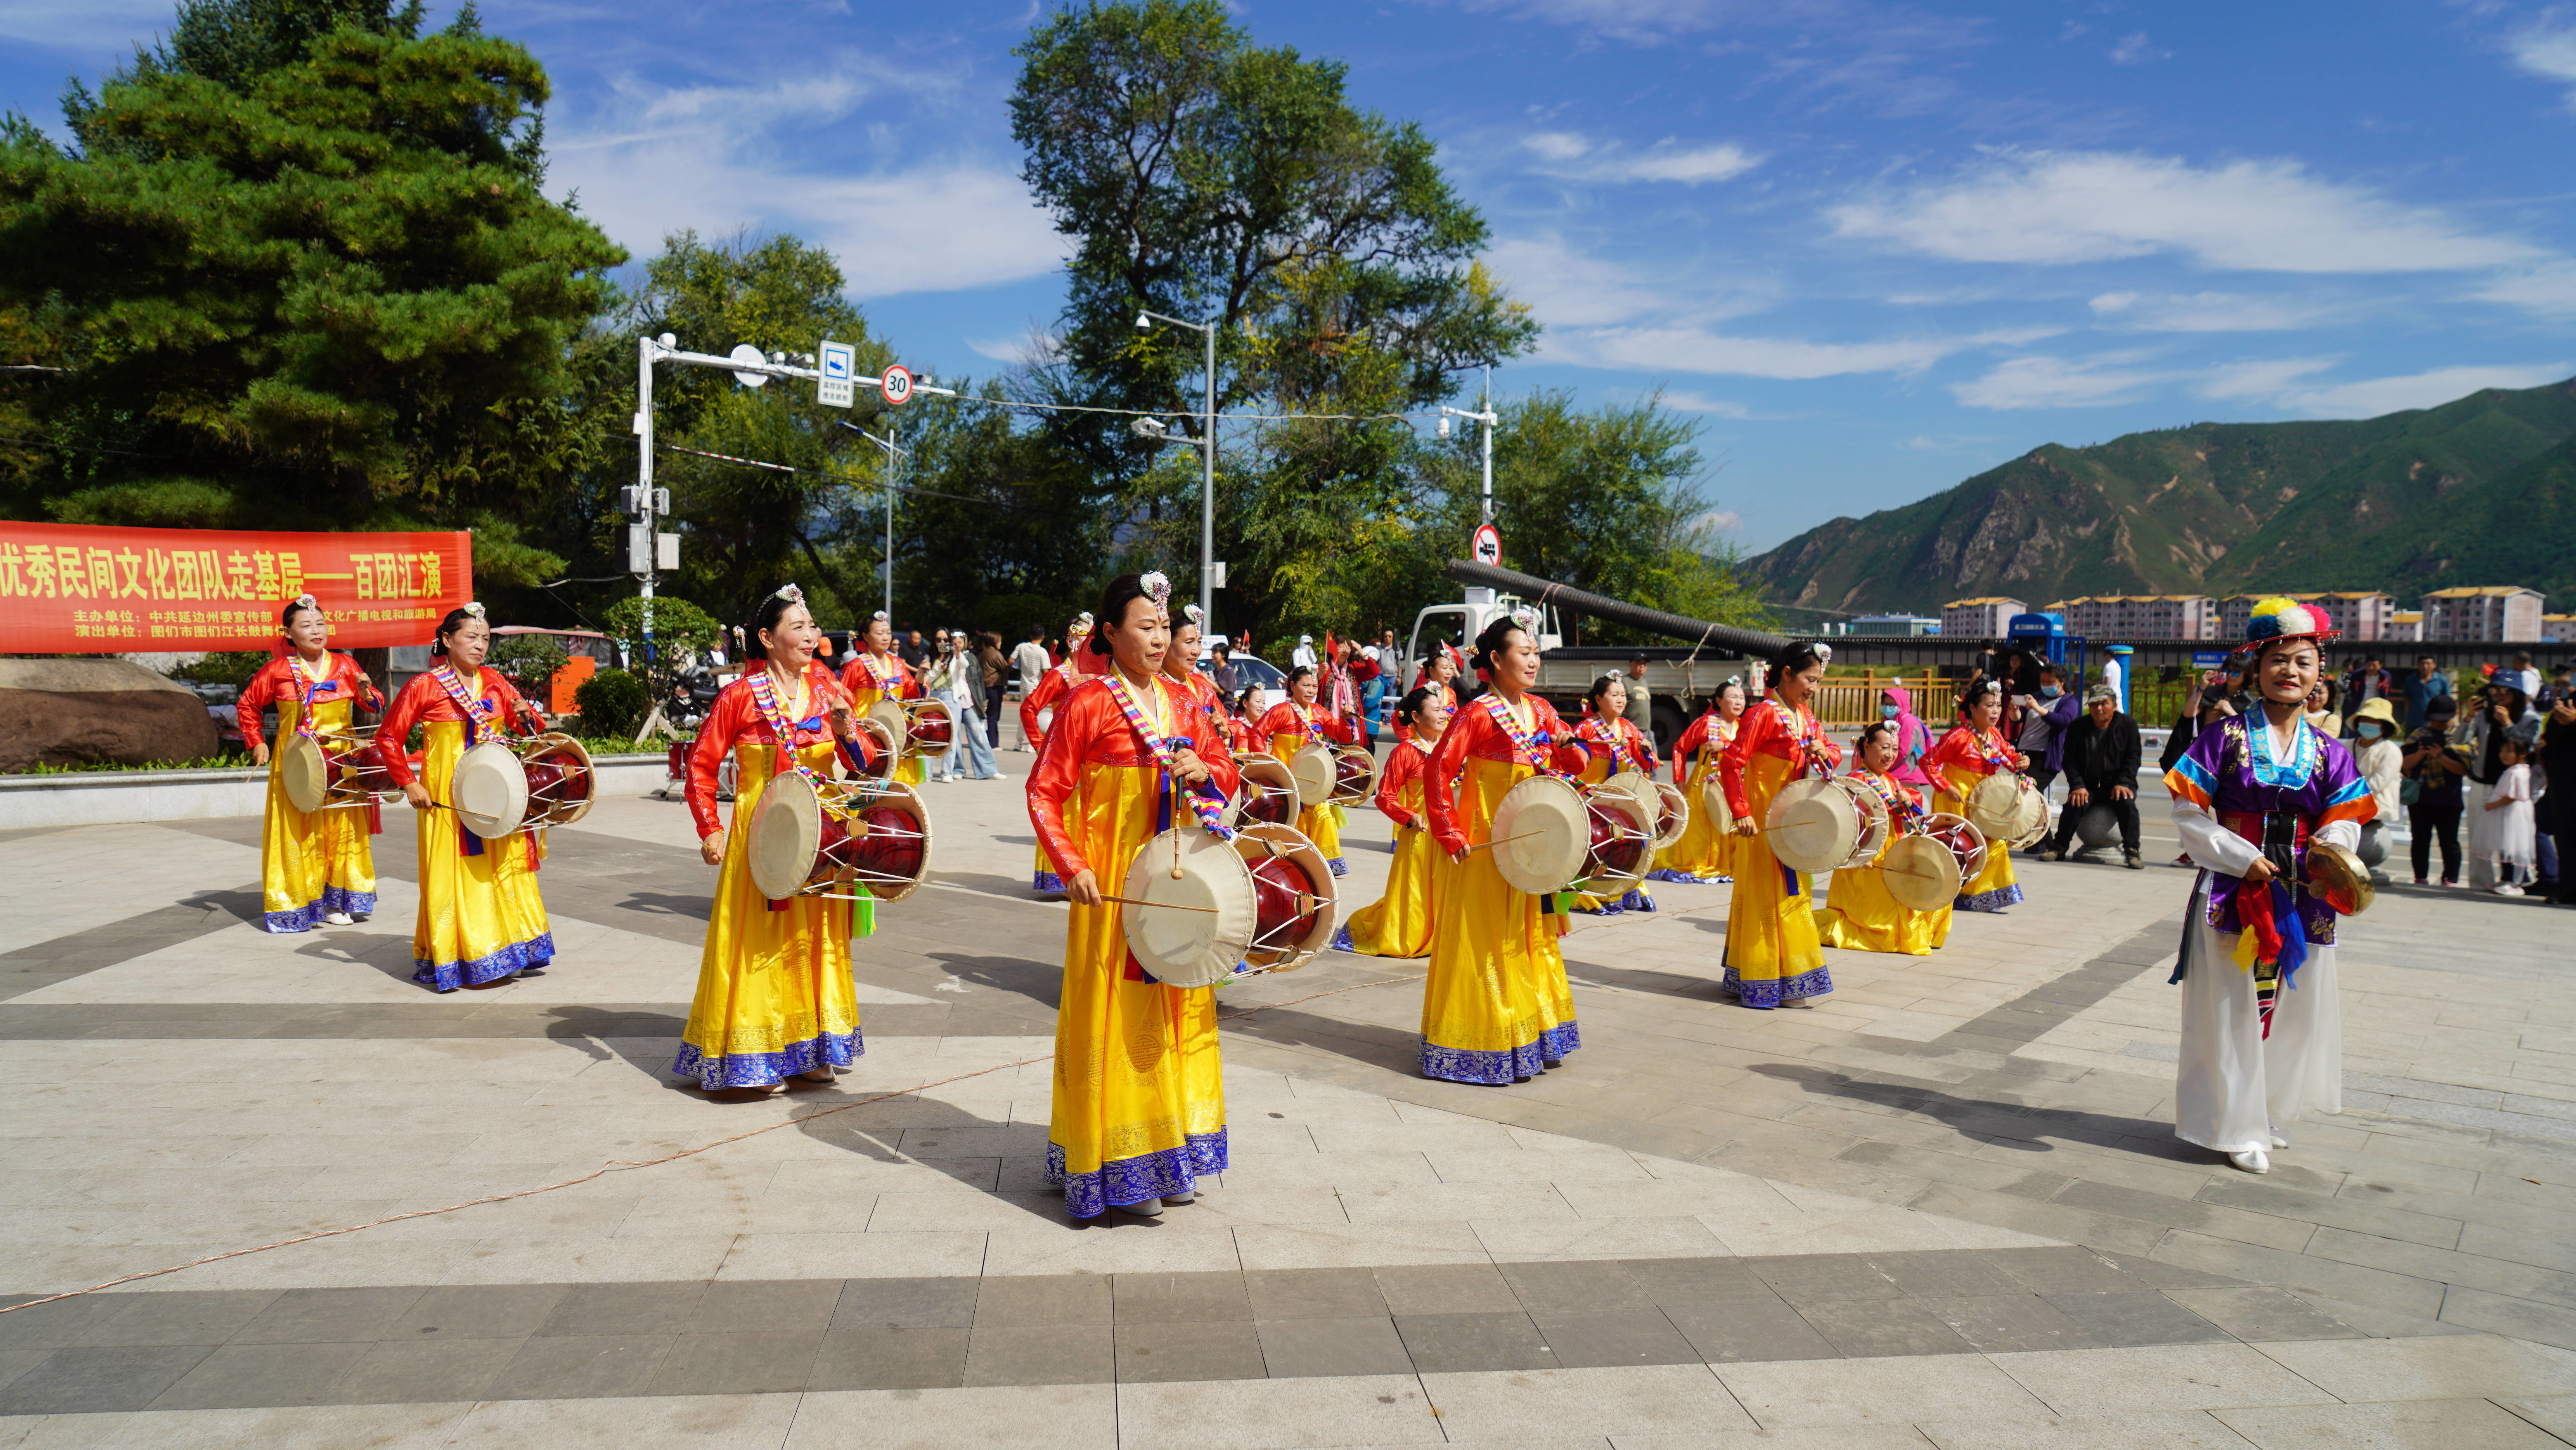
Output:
[{"xmin": 2174, "ymin": 898, "xmax": 2343, "ymax": 1155}]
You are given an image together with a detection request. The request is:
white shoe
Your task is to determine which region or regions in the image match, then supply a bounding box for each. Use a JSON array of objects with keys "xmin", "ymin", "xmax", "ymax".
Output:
[
  {"xmin": 2228, "ymin": 1148, "xmax": 2270, "ymax": 1175},
  {"xmin": 2270, "ymin": 1133, "xmax": 2289, "ymax": 1149},
  {"xmin": 322, "ymin": 910, "xmax": 353, "ymax": 926},
  {"xmin": 2495, "ymin": 884, "xmax": 2524, "ymax": 896},
  {"xmin": 1114, "ymin": 1197, "xmax": 1165, "ymax": 1218},
  {"xmin": 1161, "ymin": 1189, "xmax": 1196, "ymax": 1205}
]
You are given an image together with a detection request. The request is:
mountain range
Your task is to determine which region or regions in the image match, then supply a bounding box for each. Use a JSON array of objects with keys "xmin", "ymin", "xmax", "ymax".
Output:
[{"xmin": 1742, "ymin": 376, "xmax": 2576, "ymax": 617}]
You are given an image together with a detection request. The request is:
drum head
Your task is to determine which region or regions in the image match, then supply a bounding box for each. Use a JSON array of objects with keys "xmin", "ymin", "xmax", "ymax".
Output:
[
  {"xmin": 1225, "ymin": 755, "xmax": 1300, "ymax": 829},
  {"xmin": 2011, "ymin": 777, "xmax": 2050, "ymax": 846},
  {"xmin": 1328, "ymin": 744, "xmax": 1376, "ymax": 803},
  {"xmin": 452, "ymin": 741, "xmax": 529, "ymax": 839},
  {"xmin": 279, "ymin": 734, "xmax": 331, "ymax": 814},
  {"xmin": 1966, "ymin": 773, "xmax": 2023, "ymax": 840},
  {"xmin": 1120, "ymin": 828, "xmax": 1259, "ymax": 989},
  {"xmin": 1921, "ymin": 812, "xmax": 1989, "ymax": 884},
  {"xmin": 840, "ymin": 779, "xmax": 932, "ymax": 902},
  {"xmin": 747, "ymin": 771, "xmax": 825, "ymax": 901},
  {"xmin": 1651, "ymin": 781, "xmax": 1691, "ymax": 850},
  {"xmin": 1235, "ymin": 822, "xmax": 1339, "ymax": 970},
  {"xmin": 1882, "ymin": 834, "xmax": 1963, "ymax": 912},
  {"xmin": 1288, "ymin": 741, "xmax": 1338, "ymax": 807},
  {"xmin": 866, "ymin": 698, "xmax": 910, "ymax": 754},
  {"xmin": 1604, "ymin": 768, "xmax": 1657, "ymax": 817},
  {"xmin": 1698, "ymin": 771, "xmax": 1738, "ymax": 835},
  {"xmin": 851, "ymin": 716, "xmax": 900, "ymax": 779},
  {"xmin": 1490, "ymin": 775, "xmax": 1590, "ymax": 896},
  {"xmin": 1766, "ymin": 778, "xmax": 1859, "ymax": 875},
  {"xmin": 2305, "ymin": 841, "xmax": 2375, "ymax": 917}
]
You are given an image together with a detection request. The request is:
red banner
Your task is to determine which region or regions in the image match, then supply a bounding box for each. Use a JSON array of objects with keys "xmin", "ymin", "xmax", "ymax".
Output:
[{"xmin": 0, "ymin": 521, "xmax": 474, "ymax": 654}]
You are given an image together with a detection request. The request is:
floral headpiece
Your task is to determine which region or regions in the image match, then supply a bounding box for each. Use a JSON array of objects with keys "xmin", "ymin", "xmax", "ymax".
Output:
[
  {"xmin": 462, "ymin": 601, "xmax": 486, "ymax": 619},
  {"xmin": 773, "ymin": 583, "xmax": 805, "ymax": 605},
  {"xmin": 1181, "ymin": 602, "xmax": 1204, "ymax": 626},
  {"xmin": 1070, "ymin": 611, "xmax": 1094, "ymax": 637},
  {"xmin": 1140, "ymin": 571, "xmax": 1172, "ymax": 607},
  {"xmin": 1508, "ymin": 604, "xmax": 1540, "ymax": 635},
  {"xmin": 292, "ymin": 592, "xmax": 319, "ymax": 611},
  {"xmin": 870, "ymin": 609, "xmax": 889, "ymax": 623},
  {"xmin": 1810, "ymin": 641, "xmax": 1833, "ymax": 664}
]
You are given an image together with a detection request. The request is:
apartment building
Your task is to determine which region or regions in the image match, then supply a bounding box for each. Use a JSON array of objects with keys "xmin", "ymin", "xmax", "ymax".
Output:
[
  {"xmin": 2420, "ymin": 587, "xmax": 2546, "ymax": 642},
  {"xmin": 2046, "ymin": 595, "xmax": 2219, "ymax": 639}
]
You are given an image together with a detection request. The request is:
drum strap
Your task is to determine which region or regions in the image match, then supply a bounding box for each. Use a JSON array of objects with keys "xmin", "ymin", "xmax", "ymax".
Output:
[
  {"xmin": 430, "ymin": 666, "xmax": 512, "ymax": 862},
  {"xmin": 747, "ymin": 666, "xmax": 858, "ymax": 911},
  {"xmin": 286, "ymin": 654, "xmax": 336, "ymax": 740},
  {"xmin": 1479, "ymin": 693, "xmax": 1556, "ymax": 773},
  {"xmin": 1101, "ymin": 673, "xmax": 1231, "ymax": 840},
  {"xmin": 1577, "ymin": 718, "xmax": 1630, "ymax": 774}
]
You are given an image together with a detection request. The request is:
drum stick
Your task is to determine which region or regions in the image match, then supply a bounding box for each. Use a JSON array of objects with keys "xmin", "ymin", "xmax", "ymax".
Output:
[
  {"xmin": 1097, "ymin": 893, "xmax": 1220, "ymax": 913},
  {"xmin": 1462, "ymin": 829, "xmax": 1548, "ymax": 854}
]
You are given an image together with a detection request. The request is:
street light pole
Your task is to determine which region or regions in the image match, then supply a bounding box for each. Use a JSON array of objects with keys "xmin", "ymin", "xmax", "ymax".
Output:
[
  {"xmin": 1137, "ymin": 309, "xmax": 1218, "ymax": 631},
  {"xmin": 1437, "ymin": 383, "xmax": 1501, "ymax": 524},
  {"xmin": 840, "ymin": 422, "xmax": 909, "ymax": 621}
]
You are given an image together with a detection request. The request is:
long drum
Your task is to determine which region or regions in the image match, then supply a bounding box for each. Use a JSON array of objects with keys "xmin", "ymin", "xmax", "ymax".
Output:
[
  {"xmin": 1650, "ymin": 780, "xmax": 1691, "ymax": 851},
  {"xmin": 1697, "ymin": 768, "xmax": 1738, "ymax": 838},
  {"xmin": 868, "ymin": 697, "xmax": 955, "ymax": 761},
  {"xmin": 1287, "ymin": 740, "xmax": 1338, "ymax": 808},
  {"xmin": 1883, "ymin": 812, "xmax": 1987, "ymax": 912},
  {"xmin": 1226, "ymin": 753, "xmax": 1301, "ymax": 829},
  {"xmin": 746, "ymin": 773, "xmax": 933, "ymax": 903},
  {"xmin": 1326, "ymin": 744, "xmax": 1376, "ymax": 805},
  {"xmin": 1578, "ymin": 783, "xmax": 1658, "ymax": 892},
  {"xmin": 1765, "ymin": 775, "xmax": 1892, "ymax": 874},
  {"xmin": 518, "ymin": 733, "xmax": 596, "ymax": 830},
  {"xmin": 279, "ymin": 730, "xmax": 401, "ymax": 814},
  {"xmin": 1236, "ymin": 823, "xmax": 1339, "ymax": 974}
]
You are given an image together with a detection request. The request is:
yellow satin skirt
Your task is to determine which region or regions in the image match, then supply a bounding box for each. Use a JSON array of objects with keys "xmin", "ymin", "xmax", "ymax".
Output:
[
  {"xmin": 676, "ymin": 742, "xmax": 874, "ymax": 1088},
  {"xmin": 1050, "ymin": 762, "xmax": 1225, "ymax": 1215},
  {"xmin": 1937, "ymin": 765, "xmax": 2024, "ymax": 912},
  {"xmin": 411, "ymin": 721, "xmax": 552, "ymax": 990},
  {"xmin": 1723, "ymin": 753, "xmax": 1831, "ymax": 1007},
  {"xmin": 1340, "ymin": 815, "xmax": 1444, "ymax": 958},
  {"xmin": 259, "ymin": 696, "xmax": 376, "ymax": 931},
  {"xmin": 1419, "ymin": 756, "xmax": 1579, "ymax": 1083},
  {"xmin": 1652, "ymin": 754, "xmax": 1738, "ymax": 883},
  {"xmin": 1815, "ymin": 840, "xmax": 1949, "ymax": 956}
]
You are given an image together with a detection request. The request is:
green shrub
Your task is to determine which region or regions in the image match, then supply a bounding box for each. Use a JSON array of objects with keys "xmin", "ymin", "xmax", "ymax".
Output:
[
  {"xmin": 490, "ymin": 634, "xmax": 569, "ymax": 699},
  {"xmin": 574, "ymin": 669, "xmax": 651, "ymax": 739},
  {"xmin": 599, "ymin": 596, "xmax": 722, "ymax": 682},
  {"xmin": 175, "ymin": 650, "xmax": 273, "ymax": 686}
]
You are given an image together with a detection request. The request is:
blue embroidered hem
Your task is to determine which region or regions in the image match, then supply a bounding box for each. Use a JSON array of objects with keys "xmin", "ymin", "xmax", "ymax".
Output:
[
  {"xmin": 1049, "ymin": 1131, "xmax": 1226, "ymax": 1218},
  {"xmin": 1956, "ymin": 882, "xmax": 2025, "ymax": 913},
  {"xmin": 1720, "ymin": 963, "xmax": 1834, "ymax": 1009},
  {"xmin": 263, "ymin": 885, "xmax": 378, "ymax": 934},
  {"xmin": 1420, "ymin": 1020, "xmax": 1579, "ymax": 1083},
  {"xmin": 414, "ymin": 931, "xmax": 555, "ymax": 993},
  {"xmin": 672, "ymin": 1028, "xmax": 864, "ymax": 1090},
  {"xmin": 1331, "ymin": 924, "xmax": 1355, "ymax": 952},
  {"xmin": 1326, "ymin": 856, "xmax": 1348, "ymax": 876},
  {"xmin": 1034, "ymin": 869, "xmax": 1065, "ymax": 894},
  {"xmin": 1645, "ymin": 868, "xmax": 1715, "ymax": 884}
]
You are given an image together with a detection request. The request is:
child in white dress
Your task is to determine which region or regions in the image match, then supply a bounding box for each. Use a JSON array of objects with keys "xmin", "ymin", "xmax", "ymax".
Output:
[{"xmin": 2478, "ymin": 738, "xmax": 2537, "ymax": 895}]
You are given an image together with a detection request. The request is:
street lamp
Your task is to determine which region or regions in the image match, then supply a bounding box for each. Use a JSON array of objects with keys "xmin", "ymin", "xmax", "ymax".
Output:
[
  {"xmin": 1435, "ymin": 373, "xmax": 1501, "ymax": 524},
  {"xmin": 1136, "ymin": 308, "xmax": 1219, "ymax": 633},
  {"xmin": 838, "ymin": 421, "xmax": 907, "ymax": 620}
]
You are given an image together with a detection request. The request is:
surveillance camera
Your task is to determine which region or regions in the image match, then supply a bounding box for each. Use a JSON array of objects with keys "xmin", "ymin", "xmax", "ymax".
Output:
[
  {"xmin": 1135, "ymin": 313, "xmax": 1153, "ymax": 332},
  {"xmin": 1437, "ymin": 417, "xmax": 1451, "ymax": 439},
  {"xmin": 1129, "ymin": 416, "xmax": 1167, "ymax": 440}
]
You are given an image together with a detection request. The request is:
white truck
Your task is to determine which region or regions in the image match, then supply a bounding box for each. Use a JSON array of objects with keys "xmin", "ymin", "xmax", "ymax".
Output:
[{"xmin": 1397, "ymin": 561, "xmax": 1790, "ymax": 757}]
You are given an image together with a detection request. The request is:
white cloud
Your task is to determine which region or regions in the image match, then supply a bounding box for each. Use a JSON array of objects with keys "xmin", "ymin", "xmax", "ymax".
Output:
[
  {"xmin": 1572, "ymin": 327, "xmax": 1978, "ymax": 379},
  {"xmin": 2192, "ymin": 357, "xmax": 2339, "ymax": 400},
  {"xmin": 1692, "ymin": 509, "xmax": 1745, "ymax": 534},
  {"xmin": 2510, "ymin": 20, "xmax": 2576, "ymax": 107},
  {"xmin": 2246, "ymin": 362, "xmax": 2571, "ymax": 418},
  {"xmin": 1660, "ymin": 391, "xmax": 1756, "ymax": 417},
  {"xmin": 1831, "ymin": 150, "xmax": 2538, "ymax": 273},
  {"xmin": 2474, "ymin": 261, "xmax": 2576, "ymax": 316},
  {"xmin": 1519, "ymin": 133, "xmax": 1762, "ymax": 184},
  {"xmin": 0, "ymin": 0, "xmax": 170, "ymax": 52},
  {"xmin": 2088, "ymin": 290, "xmax": 2339, "ymax": 332},
  {"xmin": 2107, "ymin": 32, "xmax": 2169, "ymax": 65},
  {"xmin": 1951, "ymin": 354, "xmax": 2169, "ymax": 410},
  {"xmin": 1481, "ymin": 236, "xmax": 1679, "ymax": 328},
  {"xmin": 549, "ymin": 64, "xmax": 1063, "ymax": 297}
]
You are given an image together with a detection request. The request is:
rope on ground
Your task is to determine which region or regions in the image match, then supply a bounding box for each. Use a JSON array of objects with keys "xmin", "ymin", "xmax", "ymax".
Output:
[{"xmin": 0, "ymin": 970, "xmax": 1422, "ymax": 1315}]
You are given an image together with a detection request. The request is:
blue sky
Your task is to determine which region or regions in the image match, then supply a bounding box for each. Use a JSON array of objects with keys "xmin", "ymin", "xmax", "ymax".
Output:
[{"xmin": 8, "ymin": 0, "xmax": 2576, "ymax": 558}]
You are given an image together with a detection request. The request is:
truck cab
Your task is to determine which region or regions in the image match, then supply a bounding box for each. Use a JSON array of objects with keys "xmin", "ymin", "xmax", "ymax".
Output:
[{"xmin": 1399, "ymin": 588, "xmax": 1561, "ymax": 695}]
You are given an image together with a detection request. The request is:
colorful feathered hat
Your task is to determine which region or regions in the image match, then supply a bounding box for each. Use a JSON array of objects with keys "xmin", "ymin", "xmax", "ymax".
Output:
[{"xmin": 2242, "ymin": 596, "xmax": 2340, "ymax": 647}]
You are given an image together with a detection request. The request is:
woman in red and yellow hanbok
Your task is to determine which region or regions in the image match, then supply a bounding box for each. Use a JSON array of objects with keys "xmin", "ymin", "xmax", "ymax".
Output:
[
  {"xmin": 677, "ymin": 585, "xmax": 884, "ymax": 1091},
  {"xmin": 1255, "ymin": 669, "xmax": 1359, "ymax": 874},
  {"xmin": 1019, "ymin": 613, "xmax": 1094, "ymax": 895},
  {"xmin": 1719, "ymin": 644, "xmax": 1844, "ymax": 1008},
  {"xmin": 1651, "ymin": 681, "xmax": 1747, "ymax": 885},
  {"xmin": 1421, "ymin": 615, "xmax": 1580, "ymax": 1083},
  {"xmin": 841, "ymin": 610, "xmax": 924, "ymax": 788},
  {"xmin": 242, "ymin": 596, "xmax": 383, "ymax": 931},
  {"xmin": 375, "ymin": 604, "xmax": 553, "ymax": 990},
  {"xmin": 1815, "ymin": 721, "xmax": 1950, "ymax": 955},
  {"xmin": 1559, "ymin": 674, "xmax": 1661, "ymax": 915},
  {"xmin": 1338, "ymin": 687, "xmax": 1455, "ymax": 957},
  {"xmin": 1924, "ymin": 679, "xmax": 2027, "ymax": 912},
  {"xmin": 1028, "ymin": 575, "xmax": 1242, "ymax": 1218}
]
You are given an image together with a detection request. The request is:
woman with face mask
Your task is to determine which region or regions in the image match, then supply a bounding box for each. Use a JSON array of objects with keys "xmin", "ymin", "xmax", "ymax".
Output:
[
  {"xmin": 239, "ymin": 595, "xmax": 386, "ymax": 931},
  {"xmin": 2348, "ymin": 697, "xmax": 2402, "ymax": 870},
  {"xmin": 373, "ymin": 604, "xmax": 555, "ymax": 990}
]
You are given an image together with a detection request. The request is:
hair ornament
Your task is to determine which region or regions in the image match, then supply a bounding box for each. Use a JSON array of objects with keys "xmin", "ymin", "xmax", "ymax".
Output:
[
  {"xmin": 1508, "ymin": 604, "xmax": 1540, "ymax": 635},
  {"xmin": 773, "ymin": 583, "xmax": 805, "ymax": 605},
  {"xmin": 1139, "ymin": 571, "xmax": 1172, "ymax": 607},
  {"xmin": 293, "ymin": 593, "xmax": 319, "ymax": 610},
  {"xmin": 1979, "ymin": 678, "xmax": 2003, "ymax": 694},
  {"xmin": 1181, "ymin": 602, "xmax": 1204, "ymax": 626},
  {"xmin": 462, "ymin": 601, "xmax": 486, "ymax": 619},
  {"xmin": 1811, "ymin": 640, "xmax": 1833, "ymax": 664}
]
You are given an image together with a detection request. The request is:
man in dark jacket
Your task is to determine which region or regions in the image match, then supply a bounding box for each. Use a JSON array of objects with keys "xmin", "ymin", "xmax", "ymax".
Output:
[
  {"xmin": 2043, "ymin": 684, "xmax": 2144, "ymax": 868},
  {"xmin": 2542, "ymin": 696, "xmax": 2576, "ymax": 906}
]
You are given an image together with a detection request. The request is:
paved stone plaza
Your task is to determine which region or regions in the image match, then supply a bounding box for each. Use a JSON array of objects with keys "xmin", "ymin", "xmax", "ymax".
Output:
[{"xmin": 3, "ymin": 763, "xmax": 2575, "ymax": 1448}]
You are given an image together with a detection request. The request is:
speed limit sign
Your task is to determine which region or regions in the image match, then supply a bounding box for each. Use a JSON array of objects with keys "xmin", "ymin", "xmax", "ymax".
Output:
[
  {"xmin": 1471, "ymin": 522, "xmax": 1501, "ymax": 566},
  {"xmin": 880, "ymin": 364, "xmax": 914, "ymax": 406}
]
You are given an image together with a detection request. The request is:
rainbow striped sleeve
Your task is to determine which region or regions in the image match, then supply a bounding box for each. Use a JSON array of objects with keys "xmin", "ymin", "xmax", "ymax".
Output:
[
  {"xmin": 2316, "ymin": 774, "xmax": 2374, "ymax": 832},
  {"xmin": 2164, "ymin": 753, "xmax": 2217, "ymax": 810}
]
